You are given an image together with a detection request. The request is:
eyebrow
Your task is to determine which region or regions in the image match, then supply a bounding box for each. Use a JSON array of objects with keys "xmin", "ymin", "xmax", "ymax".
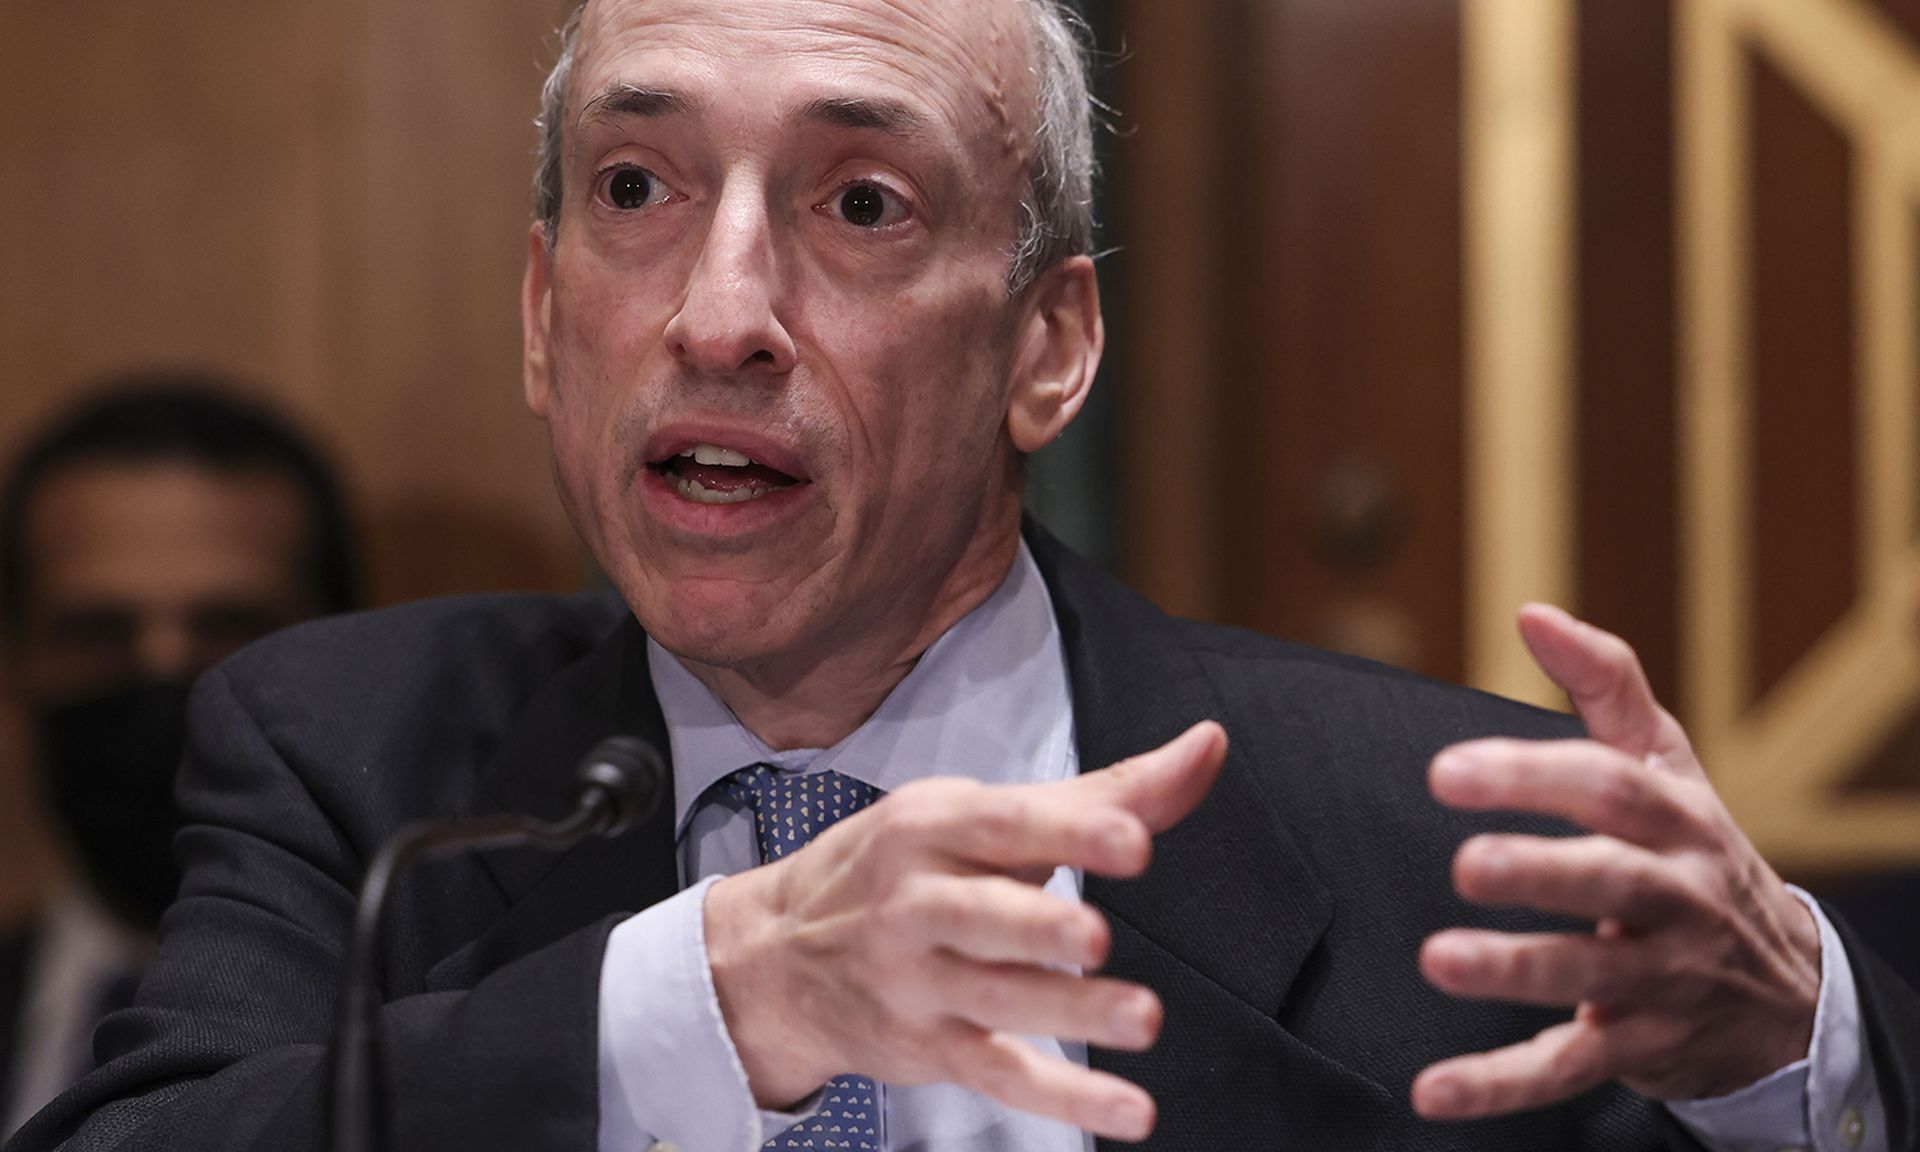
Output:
[
  {"xmin": 796, "ymin": 95, "xmax": 930, "ymax": 138},
  {"xmin": 576, "ymin": 83, "xmax": 701, "ymax": 128}
]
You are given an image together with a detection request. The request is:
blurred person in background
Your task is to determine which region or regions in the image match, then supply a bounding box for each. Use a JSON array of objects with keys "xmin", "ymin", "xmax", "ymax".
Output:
[{"xmin": 0, "ymin": 379, "xmax": 359, "ymax": 1138}]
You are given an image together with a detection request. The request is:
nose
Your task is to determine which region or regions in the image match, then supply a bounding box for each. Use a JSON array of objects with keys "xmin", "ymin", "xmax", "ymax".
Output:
[
  {"xmin": 663, "ymin": 181, "xmax": 798, "ymax": 376},
  {"xmin": 136, "ymin": 618, "xmax": 196, "ymax": 682}
]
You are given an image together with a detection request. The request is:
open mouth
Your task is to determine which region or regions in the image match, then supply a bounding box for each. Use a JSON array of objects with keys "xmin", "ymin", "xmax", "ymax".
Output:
[{"xmin": 647, "ymin": 443, "xmax": 807, "ymax": 505}]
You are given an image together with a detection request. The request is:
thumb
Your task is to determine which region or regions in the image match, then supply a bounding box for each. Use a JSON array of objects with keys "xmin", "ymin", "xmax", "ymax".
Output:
[
  {"xmin": 1084, "ymin": 721, "xmax": 1228, "ymax": 834},
  {"xmin": 1516, "ymin": 604, "xmax": 1689, "ymax": 764}
]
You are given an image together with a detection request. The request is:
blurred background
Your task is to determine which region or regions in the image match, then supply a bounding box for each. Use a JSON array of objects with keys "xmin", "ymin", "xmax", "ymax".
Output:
[{"xmin": 1, "ymin": 0, "xmax": 1915, "ymax": 919}]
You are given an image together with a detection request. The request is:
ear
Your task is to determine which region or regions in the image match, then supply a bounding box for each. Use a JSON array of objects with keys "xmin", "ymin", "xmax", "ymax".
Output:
[
  {"xmin": 1006, "ymin": 255, "xmax": 1103, "ymax": 453},
  {"xmin": 522, "ymin": 223, "xmax": 556, "ymax": 419}
]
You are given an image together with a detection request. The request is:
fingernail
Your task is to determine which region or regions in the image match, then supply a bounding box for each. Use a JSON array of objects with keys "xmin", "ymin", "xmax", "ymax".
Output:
[
  {"xmin": 1073, "ymin": 915, "xmax": 1106, "ymax": 965},
  {"xmin": 1428, "ymin": 935, "xmax": 1480, "ymax": 972},
  {"xmin": 1474, "ymin": 843, "xmax": 1511, "ymax": 879},
  {"xmin": 1426, "ymin": 1078, "xmax": 1463, "ymax": 1114},
  {"xmin": 1433, "ymin": 748, "xmax": 1478, "ymax": 778},
  {"xmin": 1112, "ymin": 1094, "xmax": 1153, "ymax": 1140},
  {"xmin": 1113, "ymin": 993, "xmax": 1157, "ymax": 1047}
]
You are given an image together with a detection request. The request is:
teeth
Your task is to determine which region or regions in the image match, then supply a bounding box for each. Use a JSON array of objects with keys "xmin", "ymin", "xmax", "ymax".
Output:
[
  {"xmin": 680, "ymin": 443, "xmax": 753, "ymax": 467},
  {"xmin": 674, "ymin": 475, "xmax": 769, "ymax": 505}
]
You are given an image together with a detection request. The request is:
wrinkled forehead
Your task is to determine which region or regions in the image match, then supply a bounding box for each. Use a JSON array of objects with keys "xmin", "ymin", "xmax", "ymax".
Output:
[{"xmin": 571, "ymin": 0, "xmax": 1038, "ymax": 169}]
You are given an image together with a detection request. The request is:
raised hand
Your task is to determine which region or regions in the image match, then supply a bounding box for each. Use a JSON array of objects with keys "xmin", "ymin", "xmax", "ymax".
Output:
[
  {"xmin": 702, "ymin": 720, "xmax": 1229, "ymax": 1142},
  {"xmin": 1412, "ymin": 604, "xmax": 1821, "ymax": 1119}
]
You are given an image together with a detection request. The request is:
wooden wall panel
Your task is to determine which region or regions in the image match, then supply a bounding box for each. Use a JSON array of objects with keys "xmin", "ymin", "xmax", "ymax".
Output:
[
  {"xmin": 1228, "ymin": 0, "xmax": 1467, "ymax": 682},
  {"xmin": 1867, "ymin": 0, "xmax": 1920, "ymax": 47},
  {"xmin": 1112, "ymin": 0, "xmax": 1919, "ymax": 868},
  {"xmin": 335, "ymin": 0, "xmax": 583, "ymax": 603},
  {"xmin": 0, "ymin": 1, "xmax": 347, "ymax": 438},
  {"xmin": 1113, "ymin": 0, "xmax": 1234, "ymax": 622},
  {"xmin": 1575, "ymin": 0, "xmax": 1682, "ymax": 710},
  {"xmin": 1746, "ymin": 51, "xmax": 1860, "ymax": 709}
]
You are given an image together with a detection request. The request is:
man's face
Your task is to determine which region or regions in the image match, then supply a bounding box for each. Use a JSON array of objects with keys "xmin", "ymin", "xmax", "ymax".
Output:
[
  {"xmin": 11, "ymin": 460, "xmax": 318, "ymax": 701},
  {"xmin": 525, "ymin": 0, "xmax": 1074, "ymax": 669}
]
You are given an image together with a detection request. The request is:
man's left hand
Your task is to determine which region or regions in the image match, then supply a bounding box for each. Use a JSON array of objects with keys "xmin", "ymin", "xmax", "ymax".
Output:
[{"xmin": 1412, "ymin": 603, "xmax": 1822, "ymax": 1119}]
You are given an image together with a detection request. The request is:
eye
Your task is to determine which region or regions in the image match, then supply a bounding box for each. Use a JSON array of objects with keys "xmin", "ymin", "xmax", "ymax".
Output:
[
  {"xmin": 596, "ymin": 165, "xmax": 675, "ymax": 212},
  {"xmin": 823, "ymin": 181, "xmax": 911, "ymax": 229}
]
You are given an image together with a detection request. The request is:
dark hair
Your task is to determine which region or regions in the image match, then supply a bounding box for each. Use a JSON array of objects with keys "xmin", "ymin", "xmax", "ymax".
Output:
[{"xmin": 0, "ymin": 374, "xmax": 362, "ymax": 636}]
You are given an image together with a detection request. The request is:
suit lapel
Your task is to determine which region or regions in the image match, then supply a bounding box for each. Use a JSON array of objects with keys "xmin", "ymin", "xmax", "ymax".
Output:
[
  {"xmin": 1026, "ymin": 525, "xmax": 1348, "ymax": 1145},
  {"xmin": 424, "ymin": 616, "xmax": 680, "ymax": 991},
  {"xmin": 1028, "ymin": 524, "xmax": 1332, "ymax": 1019}
]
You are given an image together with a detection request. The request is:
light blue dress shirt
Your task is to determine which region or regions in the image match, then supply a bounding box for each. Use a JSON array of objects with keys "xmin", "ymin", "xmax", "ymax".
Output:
[{"xmin": 595, "ymin": 542, "xmax": 1884, "ymax": 1152}]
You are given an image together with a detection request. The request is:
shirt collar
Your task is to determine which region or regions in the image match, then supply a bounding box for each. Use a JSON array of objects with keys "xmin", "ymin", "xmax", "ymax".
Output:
[{"xmin": 648, "ymin": 539, "xmax": 1074, "ymax": 837}]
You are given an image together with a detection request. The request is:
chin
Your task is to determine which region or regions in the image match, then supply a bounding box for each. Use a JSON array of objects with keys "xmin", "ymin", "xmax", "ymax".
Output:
[{"xmin": 627, "ymin": 577, "xmax": 813, "ymax": 670}]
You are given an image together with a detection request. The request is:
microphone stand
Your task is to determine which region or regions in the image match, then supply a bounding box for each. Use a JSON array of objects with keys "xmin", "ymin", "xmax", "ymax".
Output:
[{"xmin": 328, "ymin": 737, "xmax": 664, "ymax": 1152}]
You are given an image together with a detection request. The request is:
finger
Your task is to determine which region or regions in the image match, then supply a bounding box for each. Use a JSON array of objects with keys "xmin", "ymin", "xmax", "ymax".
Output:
[
  {"xmin": 946, "ymin": 1026, "xmax": 1157, "ymax": 1141},
  {"xmin": 909, "ymin": 874, "xmax": 1111, "ymax": 969},
  {"xmin": 1411, "ymin": 1019, "xmax": 1612, "ymax": 1120},
  {"xmin": 1431, "ymin": 740, "xmax": 1702, "ymax": 847},
  {"xmin": 1450, "ymin": 833, "xmax": 1698, "ymax": 926},
  {"xmin": 931, "ymin": 723, "xmax": 1225, "ymax": 878},
  {"xmin": 894, "ymin": 779, "xmax": 1154, "ymax": 878},
  {"xmin": 932, "ymin": 954, "xmax": 1162, "ymax": 1051},
  {"xmin": 1421, "ymin": 928, "xmax": 1660, "ymax": 1008},
  {"xmin": 1516, "ymin": 604, "xmax": 1695, "ymax": 768},
  {"xmin": 1072, "ymin": 720, "xmax": 1228, "ymax": 833}
]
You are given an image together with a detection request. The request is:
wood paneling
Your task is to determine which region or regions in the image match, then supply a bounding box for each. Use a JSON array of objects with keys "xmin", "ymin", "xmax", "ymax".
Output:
[
  {"xmin": 1575, "ymin": 0, "xmax": 1682, "ymax": 710},
  {"xmin": 1227, "ymin": 0, "xmax": 1467, "ymax": 682},
  {"xmin": 1747, "ymin": 51, "xmax": 1860, "ymax": 709},
  {"xmin": 335, "ymin": 0, "xmax": 584, "ymax": 603},
  {"xmin": 1868, "ymin": 0, "xmax": 1920, "ymax": 49},
  {"xmin": 0, "ymin": 0, "xmax": 581, "ymax": 604},
  {"xmin": 1847, "ymin": 707, "xmax": 1920, "ymax": 791},
  {"xmin": 1113, "ymin": 0, "xmax": 1235, "ymax": 622}
]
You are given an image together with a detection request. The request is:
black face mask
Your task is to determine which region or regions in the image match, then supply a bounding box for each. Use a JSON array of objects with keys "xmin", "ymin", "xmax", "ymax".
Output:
[{"xmin": 34, "ymin": 681, "xmax": 194, "ymax": 931}]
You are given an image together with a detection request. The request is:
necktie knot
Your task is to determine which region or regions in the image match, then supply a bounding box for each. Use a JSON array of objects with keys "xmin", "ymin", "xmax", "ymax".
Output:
[{"xmin": 724, "ymin": 764, "xmax": 883, "ymax": 864}]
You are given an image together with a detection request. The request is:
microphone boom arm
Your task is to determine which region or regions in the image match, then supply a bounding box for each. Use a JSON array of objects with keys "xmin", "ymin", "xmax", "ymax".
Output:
[{"xmin": 328, "ymin": 738, "xmax": 664, "ymax": 1152}]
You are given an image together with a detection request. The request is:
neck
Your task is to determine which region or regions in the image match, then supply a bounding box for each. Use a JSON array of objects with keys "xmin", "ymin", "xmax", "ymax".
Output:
[{"xmin": 681, "ymin": 516, "xmax": 1024, "ymax": 751}]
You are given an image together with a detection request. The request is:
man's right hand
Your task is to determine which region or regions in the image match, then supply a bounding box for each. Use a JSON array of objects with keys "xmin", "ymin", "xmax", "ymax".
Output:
[{"xmin": 701, "ymin": 720, "xmax": 1227, "ymax": 1143}]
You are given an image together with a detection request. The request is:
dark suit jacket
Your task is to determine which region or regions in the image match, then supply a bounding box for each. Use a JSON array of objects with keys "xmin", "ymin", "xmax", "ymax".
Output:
[{"xmin": 10, "ymin": 529, "xmax": 1918, "ymax": 1151}]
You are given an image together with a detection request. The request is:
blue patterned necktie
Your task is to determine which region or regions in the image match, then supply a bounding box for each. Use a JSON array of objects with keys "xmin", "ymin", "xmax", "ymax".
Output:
[{"xmin": 724, "ymin": 764, "xmax": 884, "ymax": 1151}]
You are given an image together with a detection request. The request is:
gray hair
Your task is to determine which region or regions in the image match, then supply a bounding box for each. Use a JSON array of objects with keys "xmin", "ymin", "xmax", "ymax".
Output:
[{"xmin": 531, "ymin": 0, "xmax": 1097, "ymax": 295}]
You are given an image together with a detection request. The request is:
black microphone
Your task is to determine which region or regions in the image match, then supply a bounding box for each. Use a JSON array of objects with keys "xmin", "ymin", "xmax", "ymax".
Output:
[{"xmin": 328, "ymin": 736, "xmax": 666, "ymax": 1152}]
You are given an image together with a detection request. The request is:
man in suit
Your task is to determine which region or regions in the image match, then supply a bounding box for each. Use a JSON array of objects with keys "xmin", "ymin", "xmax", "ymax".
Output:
[
  {"xmin": 11, "ymin": 1, "xmax": 1918, "ymax": 1150},
  {"xmin": 0, "ymin": 382, "xmax": 359, "ymax": 1140}
]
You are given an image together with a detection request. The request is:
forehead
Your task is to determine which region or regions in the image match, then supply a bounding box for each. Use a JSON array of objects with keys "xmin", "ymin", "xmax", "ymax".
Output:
[
  {"xmin": 24, "ymin": 462, "xmax": 309, "ymax": 596},
  {"xmin": 571, "ymin": 0, "xmax": 1036, "ymax": 161}
]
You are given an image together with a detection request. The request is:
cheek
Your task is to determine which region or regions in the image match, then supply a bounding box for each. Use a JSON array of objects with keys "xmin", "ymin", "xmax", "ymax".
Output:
[
  {"xmin": 808, "ymin": 283, "xmax": 1012, "ymax": 471},
  {"xmin": 542, "ymin": 276, "xmax": 653, "ymax": 545},
  {"xmin": 547, "ymin": 264, "xmax": 668, "ymax": 439}
]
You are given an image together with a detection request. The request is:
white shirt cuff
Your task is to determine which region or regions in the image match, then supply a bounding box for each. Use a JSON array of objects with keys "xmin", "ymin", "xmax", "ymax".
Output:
[
  {"xmin": 597, "ymin": 876, "xmax": 816, "ymax": 1152},
  {"xmin": 1665, "ymin": 887, "xmax": 1886, "ymax": 1152}
]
